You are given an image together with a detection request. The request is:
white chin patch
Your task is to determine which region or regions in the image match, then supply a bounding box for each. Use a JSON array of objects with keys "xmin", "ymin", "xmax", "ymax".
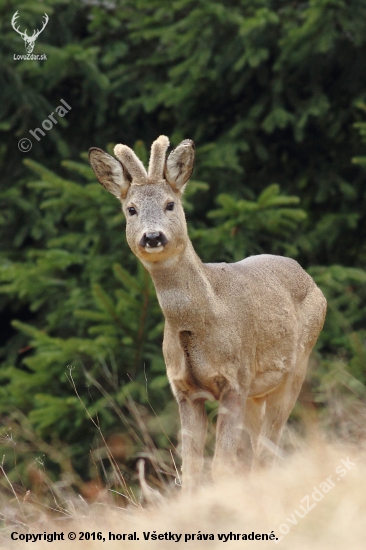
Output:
[{"xmin": 145, "ymin": 245, "xmax": 164, "ymax": 254}]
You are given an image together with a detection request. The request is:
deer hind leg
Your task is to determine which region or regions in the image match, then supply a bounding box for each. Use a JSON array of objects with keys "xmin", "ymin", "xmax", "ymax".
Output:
[
  {"xmin": 260, "ymin": 354, "xmax": 309, "ymax": 464},
  {"xmin": 178, "ymin": 397, "xmax": 207, "ymax": 491},
  {"xmin": 212, "ymin": 388, "xmax": 247, "ymax": 481}
]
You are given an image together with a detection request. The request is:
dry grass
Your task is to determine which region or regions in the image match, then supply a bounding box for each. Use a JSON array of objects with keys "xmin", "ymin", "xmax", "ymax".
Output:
[
  {"xmin": 1, "ymin": 433, "xmax": 366, "ymax": 549},
  {"xmin": 2, "ymin": 363, "xmax": 366, "ymax": 549}
]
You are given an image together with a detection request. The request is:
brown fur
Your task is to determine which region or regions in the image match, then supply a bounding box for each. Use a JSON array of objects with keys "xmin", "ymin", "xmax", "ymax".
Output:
[
  {"xmin": 89, "ymin": 136, "xmax": 327, "ymax": 491},
  {"xmin": 148, "ymin": 135, "xmax": 169, "ymax": 181}
]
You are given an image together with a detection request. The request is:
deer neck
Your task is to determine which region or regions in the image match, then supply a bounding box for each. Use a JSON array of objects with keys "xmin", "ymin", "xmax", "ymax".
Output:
[{"xmin": 143, "ymin": 240, "xmax": 216, "ymax": 326}]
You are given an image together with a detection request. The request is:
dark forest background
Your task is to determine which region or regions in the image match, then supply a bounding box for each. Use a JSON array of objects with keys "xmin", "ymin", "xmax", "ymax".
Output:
[{"xmin": 0, "ymin": 0, "xmax": 366, "ymax": 496}]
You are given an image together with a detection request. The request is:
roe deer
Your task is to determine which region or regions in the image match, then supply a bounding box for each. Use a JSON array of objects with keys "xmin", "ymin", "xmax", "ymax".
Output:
[{"xmin": 89, "ymin": 136, "xmax": 327, "ymax": 491}]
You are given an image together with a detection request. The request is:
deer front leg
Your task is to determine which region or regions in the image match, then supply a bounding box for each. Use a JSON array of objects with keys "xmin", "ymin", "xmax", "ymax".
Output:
[
  {"xmin": 178, "ymin": 397, "xmax": 207, "ymax": 491},
  {"xmin": 213, "ymin": 389, "xmax": 246, "ymax": 481}
]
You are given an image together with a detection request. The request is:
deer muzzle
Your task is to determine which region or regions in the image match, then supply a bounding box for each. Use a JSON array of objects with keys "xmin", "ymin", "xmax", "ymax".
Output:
[{"xmin": 139, "ymin": 231, "xmax": 168, "ymax": 251}]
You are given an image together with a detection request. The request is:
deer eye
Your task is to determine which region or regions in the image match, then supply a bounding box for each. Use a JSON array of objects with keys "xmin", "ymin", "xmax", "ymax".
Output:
[
  {"xmin": 166, "ymin": 202, "xmax": 175, "ymax": 211},
  {"xmin": 127, "ymin": 206, "xmax": 137, "ymax": 216}
]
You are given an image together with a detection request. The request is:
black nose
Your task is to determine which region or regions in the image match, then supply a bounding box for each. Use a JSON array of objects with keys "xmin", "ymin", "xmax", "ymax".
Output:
[{"xmin": 139, "ymin": 231, "xmax": 168, "ymax": 248}]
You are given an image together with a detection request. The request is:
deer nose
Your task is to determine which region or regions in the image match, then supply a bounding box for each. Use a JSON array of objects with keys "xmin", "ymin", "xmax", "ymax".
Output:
[{"xmin": 140, "ymin": 231, "xmax": 168, "ymax": 248}]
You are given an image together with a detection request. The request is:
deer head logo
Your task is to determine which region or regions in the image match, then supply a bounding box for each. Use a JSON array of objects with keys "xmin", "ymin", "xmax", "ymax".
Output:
[{"xmin": 11, "ymin": 10, "xmax": 49, "ymax": 54}]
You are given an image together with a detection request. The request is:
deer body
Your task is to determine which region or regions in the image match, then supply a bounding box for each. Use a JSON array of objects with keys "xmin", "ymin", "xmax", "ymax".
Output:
[
  {"xmin": 89, "ymin": 136, "xmax": 326, "ymax": 490},
  {"xmin": 157, "ymin": 250, "xmax": 317, "ymax": 400}
]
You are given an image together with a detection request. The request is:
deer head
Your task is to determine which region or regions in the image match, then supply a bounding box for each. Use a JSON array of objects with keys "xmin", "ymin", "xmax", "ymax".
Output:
[
  {"xmin": 89, "ymin": 136, "xmax": 195, "ymax": 265},
  {"xmin": 11, "ymin": 11, "xmax": 49, "ymax": 54}
]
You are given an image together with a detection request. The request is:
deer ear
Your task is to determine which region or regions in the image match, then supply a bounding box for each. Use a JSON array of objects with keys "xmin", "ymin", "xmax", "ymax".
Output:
[
  {"xmin": 89, "ymin": 147, "xmax": 131, "ymax": 199},
  {"xmin": 164, "ymin": 139, "xmax": 195, "ymax": 192}
]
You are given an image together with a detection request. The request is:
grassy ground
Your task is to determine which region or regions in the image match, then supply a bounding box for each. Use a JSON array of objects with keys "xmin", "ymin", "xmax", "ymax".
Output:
[
  {"xmin": 1, "ymin": 428, "xmax": 366, "ymax": 549},
  {"xmin": 2, "ymin": 361, "xmax": 366, "ymax": 549}
]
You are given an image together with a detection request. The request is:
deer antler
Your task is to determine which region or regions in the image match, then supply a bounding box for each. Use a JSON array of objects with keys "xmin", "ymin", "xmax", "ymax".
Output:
[
  {"xmin": 32, "ymin": 13, "xmax": 49, "ymax": 40},
  {"xmin": 11, "ymin": 10, "xmax": 27, "ymax": 39},
  {"xmin": 11, "ymin": 11, "xmax": 49, "ymax": 41}
]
